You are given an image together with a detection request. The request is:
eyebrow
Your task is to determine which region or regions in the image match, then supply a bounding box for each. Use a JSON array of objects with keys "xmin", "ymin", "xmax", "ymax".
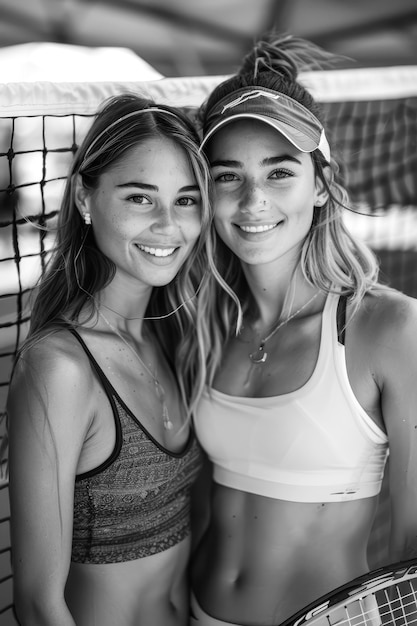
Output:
[
  {"xmin": 210, "ymin": 155, "xmax": 302, "ymax": 168},
  {"xmin": 262, "ymin": 155, "xmax": 302, "ymax": 166},
  {"xmin": 116, "ymin": 182, "xmax": 200, "ymax": 192}
]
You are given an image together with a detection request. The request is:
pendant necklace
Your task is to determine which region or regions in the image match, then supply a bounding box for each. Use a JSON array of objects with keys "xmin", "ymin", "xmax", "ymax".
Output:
[
  {"xmin": 248, "ymin": 292, "xmax": 319, "ymax": 364},
  {"xmin": 98, "ymin": 310, "xmax": 173, "ymax": 430}
]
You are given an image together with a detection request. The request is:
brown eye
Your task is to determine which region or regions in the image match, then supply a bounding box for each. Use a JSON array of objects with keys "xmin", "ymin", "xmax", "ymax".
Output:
[
  {"xmin": 128, "ymin": 195, "xmax": 151, "ymax": 204},
  {"xmin": 269, "ymin": 169, "xmax": 293, "ymax": 179},
  {"xmin": 215, "ymin": 173, "xmax": 238, "ymax": 183},
  {"xmin": 176, "ymin": 197, "xmax": 198, "ymax": 206}
]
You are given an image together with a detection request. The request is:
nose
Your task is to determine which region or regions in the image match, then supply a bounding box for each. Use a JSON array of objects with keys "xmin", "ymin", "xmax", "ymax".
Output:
[
  {"xmin": 151, "ymin": 204, "xmax": 178, "ymax": 235},
  {"xmin": 239, "ymin": 181, "xmax": 268, "ymax": 214}
]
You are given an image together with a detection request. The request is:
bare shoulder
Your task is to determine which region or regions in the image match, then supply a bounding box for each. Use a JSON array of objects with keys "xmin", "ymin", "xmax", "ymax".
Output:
[
  {"xmin": 8, "ymin": 328, "xmax": 96, "ymax": 431},
  {"xmin": 357, "ymin": 287, "xmax": 417, "ymax": 340},
  {"xmin": 351, "ymin": 287, "xmax": 417, "ymax": 382},
  {"xmin": 12, "ymin": 328, "xmax": 91, "ymax": 385}
]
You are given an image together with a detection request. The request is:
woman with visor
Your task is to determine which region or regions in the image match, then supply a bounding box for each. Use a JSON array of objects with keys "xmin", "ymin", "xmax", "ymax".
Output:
[{"xmin": 190, "ymin": 34, "xmax": 417, "ymax": 626}]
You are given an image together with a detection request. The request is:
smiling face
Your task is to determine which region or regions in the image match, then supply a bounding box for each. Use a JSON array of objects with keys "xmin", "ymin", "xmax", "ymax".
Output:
[
  {"xmin": 76, "ymin": 135, "xmax": 202, "ymax": 290},
  {"xmin": 207, "ymin": 119, "xmax": 328, "ymax": 269}
]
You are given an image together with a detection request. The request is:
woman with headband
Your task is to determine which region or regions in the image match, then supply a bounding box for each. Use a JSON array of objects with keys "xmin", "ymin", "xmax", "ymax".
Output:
[
  {"xmin": 191, "ymin": 34, "xmax": 417, "ymax": 625},
  {"xmin": 7, "ymin": 93, "xmax": 216, "ymax": 626}
]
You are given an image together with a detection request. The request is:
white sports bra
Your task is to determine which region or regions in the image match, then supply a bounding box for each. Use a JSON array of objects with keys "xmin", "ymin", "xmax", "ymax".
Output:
[{"xmin": 194, "ymin": 292, "xmax": 388, "ymax": 503}]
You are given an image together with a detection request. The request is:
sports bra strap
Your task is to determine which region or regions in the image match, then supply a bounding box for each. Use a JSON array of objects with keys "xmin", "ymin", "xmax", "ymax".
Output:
[
  {"xmin": 337, "ymin": 295, "xmax": 348, "ymax": 345},
  {"xmin": 69, "ymin": 328, "xmax": 117, "ymax": 400}
]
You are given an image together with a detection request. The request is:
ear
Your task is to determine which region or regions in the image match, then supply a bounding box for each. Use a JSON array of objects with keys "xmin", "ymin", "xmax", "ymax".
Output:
[
  {"xmin": 314, "ymin": 165, "xmax": 331, "ymax": 208},
  {"xmin": 73, "ymin": 173, "xmax": 92, "ymax": 218}
]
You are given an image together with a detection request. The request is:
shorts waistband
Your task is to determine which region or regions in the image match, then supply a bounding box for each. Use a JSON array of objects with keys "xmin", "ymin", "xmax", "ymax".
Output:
[{"xmin": 190, "ymin": 592, "xmax": 241, "ymax": 626}]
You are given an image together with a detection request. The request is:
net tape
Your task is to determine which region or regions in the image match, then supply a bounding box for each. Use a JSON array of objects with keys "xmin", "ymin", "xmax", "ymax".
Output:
[
  {"xmin": 1, "ymin": 69, "xmax": 417, "ymax": 412},
  {"xmin": 0, "ymin": 70, "xmax": 417, "ymax": 620},
  {"xmin": 1, "ymin": 69, "xmax": 417, "ymax": 416}
]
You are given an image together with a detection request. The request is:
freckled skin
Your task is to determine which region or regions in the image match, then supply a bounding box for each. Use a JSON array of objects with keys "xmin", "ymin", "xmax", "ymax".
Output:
[
  {"xmin": 9, "ymin": 134, "xmax": 204, "ymax": 626},
  {"xmin": 192, "ymin": 120, "xmax": 417, "ymax": 625}
]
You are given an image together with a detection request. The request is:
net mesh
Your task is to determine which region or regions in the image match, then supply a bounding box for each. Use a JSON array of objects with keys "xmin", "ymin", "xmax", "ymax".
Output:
[
  {"xmin": 0, "ymin": 68, "xmax": 416, "ymax": 623},
  {"xmin": 0, "ymin": 111, "xmax": 92, "ymax": 396}
]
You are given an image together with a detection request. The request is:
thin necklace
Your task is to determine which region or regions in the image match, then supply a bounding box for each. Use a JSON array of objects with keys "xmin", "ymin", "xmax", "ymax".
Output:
[
  {"xmin": 88, "ymin": 278, "xmax": 204, "ymax": 322},
  {"xmin": 98, "ymin": 310, "xmax": 173, "ymax": 430},
  {"xmin": 248, "ymin": 292, "xmax": 319, "ymax": 364},
  {"xmin": 95, "ymin": 298, "xmax": 189, "ymax": 322}
]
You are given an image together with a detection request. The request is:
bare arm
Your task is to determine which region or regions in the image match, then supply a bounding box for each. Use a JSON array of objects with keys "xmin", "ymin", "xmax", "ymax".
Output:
[
  {"xmin": 375, "ymin": 294, "xmax": 417, "ymax": 562},
  {"xmin": 190, "ymin": 447, "xmax": 213, "ymax": 554},
  {"xmin": 8, "ymin": 335, "xmax": 93, "ymax": 625}
]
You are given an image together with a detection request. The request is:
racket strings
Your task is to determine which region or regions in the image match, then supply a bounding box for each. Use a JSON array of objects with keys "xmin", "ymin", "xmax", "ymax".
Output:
[{"xmin": 322, "ymin": 581, "xmax": 417, "ymax": 626}]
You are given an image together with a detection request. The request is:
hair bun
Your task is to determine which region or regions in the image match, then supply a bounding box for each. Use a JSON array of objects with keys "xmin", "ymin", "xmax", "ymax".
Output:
[{"xmin": 238, "ymin": 33, "xmax": 341, "ymax": 80}]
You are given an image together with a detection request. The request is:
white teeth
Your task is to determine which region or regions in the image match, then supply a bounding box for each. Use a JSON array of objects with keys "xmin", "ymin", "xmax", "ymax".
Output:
[
  {"xmin": 239, "ymin": 223, "xmax": 277, "ymax": 233},
  {"xmin": 138, "ymin": 245, "xmax": 176, "ymax": 257}
]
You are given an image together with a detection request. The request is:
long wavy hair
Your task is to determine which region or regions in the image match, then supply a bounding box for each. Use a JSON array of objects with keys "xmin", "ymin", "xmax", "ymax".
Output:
[
  {"xmin": 23, "ymin": 93, "xmax": 221, "ymax": 415},
  {"xmin": 196, "ymin": 33, "xmax": 380, "ymax": 386}
]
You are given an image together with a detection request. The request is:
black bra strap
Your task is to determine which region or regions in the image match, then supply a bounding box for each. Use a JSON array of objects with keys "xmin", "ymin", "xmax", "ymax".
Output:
[
  {"xmin": 69, "ymin": 328, "xmax": 125, "ymax": 480},
  {"xmin": 336, "ymin": 295, "xmax": 347, "ymax": 345},
  {"xmin": 69, "ymin": 328, "xmax": 117, "ymax": 399}
]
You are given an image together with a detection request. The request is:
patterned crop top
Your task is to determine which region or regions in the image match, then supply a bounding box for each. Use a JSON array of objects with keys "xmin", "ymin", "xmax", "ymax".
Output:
[
  {"xmin": 70, "ymin": 330, "xmax": 203, "ymax": 564},
  {"xmin": 194, "ymin": 293, "xmax": 389, "ymax": 503}
]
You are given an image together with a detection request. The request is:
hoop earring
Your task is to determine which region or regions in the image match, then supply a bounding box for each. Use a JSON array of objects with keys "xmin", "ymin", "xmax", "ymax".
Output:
[{"xmin": 83, "ymin": 212, "xmax": 91, "ymax": 225}]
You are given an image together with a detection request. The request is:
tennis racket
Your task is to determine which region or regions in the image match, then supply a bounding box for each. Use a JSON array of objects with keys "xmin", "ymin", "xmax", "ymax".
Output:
[{"xmin": 280, "ymin": 559, "xmax": 417, "ymax": 626}]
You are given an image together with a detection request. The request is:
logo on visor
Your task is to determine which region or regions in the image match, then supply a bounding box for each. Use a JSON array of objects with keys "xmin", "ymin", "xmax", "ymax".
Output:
[{"xmin": 221, "ymin": 90, "xmax": 280, "ymax": 114}]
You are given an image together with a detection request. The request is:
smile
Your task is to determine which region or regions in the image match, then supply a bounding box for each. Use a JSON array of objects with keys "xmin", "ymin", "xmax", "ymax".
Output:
[
  {"xmin": 238, "ymin": 223, "xmax": 278, "ymax": 233},
  {"xmin": 137, "ymin": 244, "xmax": 177, "ymax": 257}
]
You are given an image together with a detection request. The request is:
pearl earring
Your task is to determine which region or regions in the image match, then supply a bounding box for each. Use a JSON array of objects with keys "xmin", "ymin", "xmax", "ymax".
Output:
[{"xmin": 83, "ymin": 212, "xmax": 91, "ymax": 225}]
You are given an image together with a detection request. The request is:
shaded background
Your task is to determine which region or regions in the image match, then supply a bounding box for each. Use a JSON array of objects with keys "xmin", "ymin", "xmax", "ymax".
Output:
[
  {"xmin": 0, "ymin": 2, "xmax": 416, "ymax": 625},
  {"xmin": 0, "ymin": 0, "xmax": 415, "ymax": 79}
]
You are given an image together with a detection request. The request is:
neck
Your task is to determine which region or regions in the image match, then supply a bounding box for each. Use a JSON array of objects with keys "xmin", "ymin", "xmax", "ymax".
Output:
[
  {"xmin": 93, "ymin": 283, "xmax": 153, "ymax": 336},
  {"xmin": 242, "ymin": 258, "xmax": 302, "ymax": 327}
]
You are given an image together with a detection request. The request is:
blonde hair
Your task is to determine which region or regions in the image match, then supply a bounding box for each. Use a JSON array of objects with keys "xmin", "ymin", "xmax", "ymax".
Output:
[
  {"xmin": 197, "ymin": 33, "xmax": 379, "ymax": 386},
  {"xmin": 22, "ymin": 93, "xmax": 219, "ymax": 416}
]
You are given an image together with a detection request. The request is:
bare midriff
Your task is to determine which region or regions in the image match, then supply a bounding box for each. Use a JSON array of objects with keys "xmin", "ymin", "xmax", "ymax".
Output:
[
  {"xmin": 192, "ymin": 484, "xmax": 378, "ymax": 626},
  {"xmin": 66, "ymin": 538, "xmax": 191, "ymax": 626}
]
